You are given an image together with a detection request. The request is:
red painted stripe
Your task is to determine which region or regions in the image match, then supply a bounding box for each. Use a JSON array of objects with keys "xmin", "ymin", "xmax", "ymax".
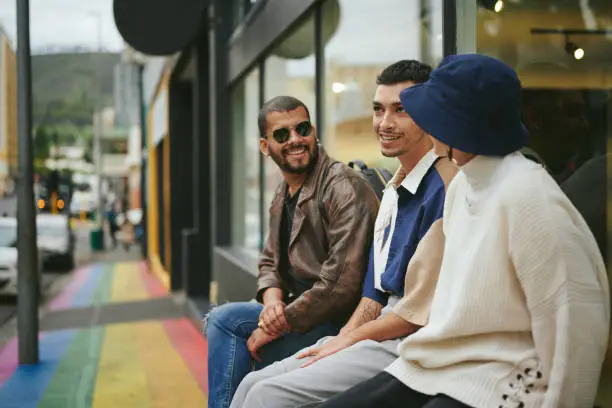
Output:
[
  {"xmin": 162, "ymin": 318, "xmax": 208, "ymax": 394},
  {"xmin": 139, "ymin": 260, "xmax": 167, "ymax": 298}
]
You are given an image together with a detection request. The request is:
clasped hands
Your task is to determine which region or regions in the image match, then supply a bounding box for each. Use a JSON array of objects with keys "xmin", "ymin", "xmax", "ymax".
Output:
[
  {"xmin": 247, "ymin": 301, "xmax": 359, "ymax": 367},
  {"xmin": 247, "ymin": 300, "xmax": 291, "ymax": 362}
]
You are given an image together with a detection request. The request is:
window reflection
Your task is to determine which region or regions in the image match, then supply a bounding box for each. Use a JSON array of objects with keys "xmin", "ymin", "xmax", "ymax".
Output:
[
  {"xmin": 322, "ymin": 0, "xmax": 443, "ymax": 170},
  {"xmin": 231, "ymin": 69, "xmax": 261, "ymax": 251}
]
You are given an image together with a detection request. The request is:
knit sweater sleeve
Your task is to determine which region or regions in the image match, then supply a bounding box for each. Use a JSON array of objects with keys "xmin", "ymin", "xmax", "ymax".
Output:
[{"xmin": 507, "ymin": 172, "xmax": 610, "ymax": 407}]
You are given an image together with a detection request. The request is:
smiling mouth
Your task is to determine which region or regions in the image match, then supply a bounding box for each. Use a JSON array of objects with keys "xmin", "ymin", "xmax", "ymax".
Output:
[
  {"xmin": 380, "ymin": 134, "xmax": 401, "ymax": 142},
  {"xmin": 285, "ymin": 146, "xmax": 308, "ymax": 156}
]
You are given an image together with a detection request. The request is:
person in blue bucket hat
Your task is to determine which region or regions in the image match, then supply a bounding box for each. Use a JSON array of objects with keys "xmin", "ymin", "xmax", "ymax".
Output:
[{"xmin": 319, "ymin": 54, "xmax": 610, "ymax": 408}]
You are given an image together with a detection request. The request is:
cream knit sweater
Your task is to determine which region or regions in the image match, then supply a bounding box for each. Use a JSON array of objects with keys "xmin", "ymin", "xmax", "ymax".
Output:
[{"xmin": 386, "ymin": 152, "xmax": 610, "ymax": 408}]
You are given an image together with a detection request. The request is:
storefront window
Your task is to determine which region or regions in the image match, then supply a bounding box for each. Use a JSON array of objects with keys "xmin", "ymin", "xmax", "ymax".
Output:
[
  {"xmin": 262, "ymin": 14, "xmax": 316, "ymax": 238},
  {"xmin": 457, "ymin": 0, "xmax": 610, "ymax": 261},
  {"xmin": 322, "ymin": 0, "xmax": 443, "ymax": 169},
  {"xmin": 457, "ymin": 2, "xmax": 611, "ymax": 398},
  {"xmin": 231, "ymin": 68, "xmax": 261, "ymax": 251}
]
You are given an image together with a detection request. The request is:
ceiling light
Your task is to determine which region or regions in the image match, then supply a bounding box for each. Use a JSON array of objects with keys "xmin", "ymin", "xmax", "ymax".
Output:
[
  {"xmin": 477, "ymin": 0, "xmax": 504, "ymax": 12},
  {"xmin": 565, "ymin": 40, "xmax": 584, "ymax": 60},
  {"xmin": 332, "ymin": 82, "xmax": 347, "ymax": 94}
]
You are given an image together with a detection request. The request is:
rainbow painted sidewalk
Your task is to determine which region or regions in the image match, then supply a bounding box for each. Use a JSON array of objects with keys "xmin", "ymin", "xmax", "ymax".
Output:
[{"xmin": 0, "ymin": 262, "xmax": 208, "ymax": 407}]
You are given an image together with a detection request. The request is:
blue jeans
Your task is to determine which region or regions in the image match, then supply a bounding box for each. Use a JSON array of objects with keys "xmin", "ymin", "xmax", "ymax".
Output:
[{"xmin": 204, "ymin": 302, "xmax": 339, "ymax": 408}]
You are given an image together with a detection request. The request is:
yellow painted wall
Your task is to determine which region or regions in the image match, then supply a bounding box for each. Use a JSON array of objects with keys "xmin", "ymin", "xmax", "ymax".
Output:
[
  {"xmin": 0, "ymin": 33, "xmax": 17, "ymax": 196},
  {"xmin": 2, "ymin": 36, "xmax": 17, "ymax": 173},
  {"xmin": 146, "ymin": 73, "xmax": 171, "ymax": 290},
  {"xmin": 163, "ymin": 133, "xmax": 171, "ymax": 274}
]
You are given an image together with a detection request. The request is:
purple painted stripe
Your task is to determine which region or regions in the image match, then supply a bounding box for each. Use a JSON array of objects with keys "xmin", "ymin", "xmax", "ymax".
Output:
[
  {"xmin": 47, "ymin": 266, "xmax": 91, "ymax": 311},
  {"xmin": 69, "ymin": 264, "xmax": 105, "ymax": 308}
]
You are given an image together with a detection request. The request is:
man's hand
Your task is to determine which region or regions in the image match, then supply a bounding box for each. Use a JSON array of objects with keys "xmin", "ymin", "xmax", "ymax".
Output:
[
  {"xmin": 295, "ymin": 334, "xmax": 358, "ymax": 368},
  {"xmin": 247, "ymin": 328, "xmax": 279, "ymax": 362},
  {"xmin": 259, "ymin": 300, "xmax": 290, "ymax": 336}
]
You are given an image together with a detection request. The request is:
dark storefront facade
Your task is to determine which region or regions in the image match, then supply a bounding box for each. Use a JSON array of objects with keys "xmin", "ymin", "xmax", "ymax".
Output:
[{"xmin": 119, "ymin": 1, "xmax": 611, "ymax": 397}]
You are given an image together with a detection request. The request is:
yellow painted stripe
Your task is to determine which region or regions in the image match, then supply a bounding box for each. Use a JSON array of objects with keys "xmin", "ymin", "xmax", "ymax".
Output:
[
  {"xmin": 136, "ymin": 321, "xmax": 207, "ymax": 407},
  {"xmin": 92, "ymin": 323, "xmax": 152, "ymax": 408},
  {"xmin": 150, "ymin": 254, "xmax": 170, "ymax": 291},
  {"xmin": 110, "ymin": 262, "xmax": 149, "ymax": 303}
]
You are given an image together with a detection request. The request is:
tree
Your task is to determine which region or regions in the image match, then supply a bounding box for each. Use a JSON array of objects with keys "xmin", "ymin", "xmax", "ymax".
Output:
[{"xmin": 33, "ymin": 126, "xmax": 51, "ymax": 160}]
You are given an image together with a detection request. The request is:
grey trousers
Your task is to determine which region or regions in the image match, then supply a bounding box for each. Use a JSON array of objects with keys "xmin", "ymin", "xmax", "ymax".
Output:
[{"xmin": 229, "ymin": 336, "xmax": 402, "ymax": 408}]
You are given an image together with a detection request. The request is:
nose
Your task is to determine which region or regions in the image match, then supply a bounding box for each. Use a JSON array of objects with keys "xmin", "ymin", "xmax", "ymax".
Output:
[
  {"xmin": 380, "ymin": 112, "xmax": 395, "ymax": 131},
  {"xmin": 287, "ymin": 127, "xmax": 303, "ymax": 143}
]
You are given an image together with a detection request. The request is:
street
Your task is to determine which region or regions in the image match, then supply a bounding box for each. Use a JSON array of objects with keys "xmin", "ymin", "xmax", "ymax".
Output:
[
  {"xmin": 0, "ymin": 195, "xmax": 93, "ymax": 327},
  {"xmin": 0, "ymin": 195, "xmax": 16, "ymax": 217}
]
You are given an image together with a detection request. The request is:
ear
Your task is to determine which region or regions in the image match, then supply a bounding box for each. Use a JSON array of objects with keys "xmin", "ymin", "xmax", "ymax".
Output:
[
  {"xmin": 311, "ymin": 124, "xmax": 318, "ymax": 141},
  {"xmin": 259, "ymin": 138, "xmax": 269, "ymax": 156}
]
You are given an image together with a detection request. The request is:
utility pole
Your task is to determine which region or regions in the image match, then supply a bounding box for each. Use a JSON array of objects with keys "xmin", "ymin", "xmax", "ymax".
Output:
[
  {"xmin": 94, "ymin": 111, "xmax": 103, "ymax": 228},
  {"xmin": 16, "ymin": 0, "xmax": 39, "ymax": 364}
]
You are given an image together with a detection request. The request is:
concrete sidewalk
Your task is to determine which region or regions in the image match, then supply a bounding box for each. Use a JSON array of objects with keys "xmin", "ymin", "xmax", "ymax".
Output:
[{"xmin": 0, "ymin": 252, "xmax": 209, "ymax": 407}]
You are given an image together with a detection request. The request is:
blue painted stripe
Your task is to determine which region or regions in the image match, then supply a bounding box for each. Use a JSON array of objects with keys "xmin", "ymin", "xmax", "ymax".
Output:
[
  {"xmin": 70, "ymin": 264, "xmax": 105, "ymax": 308},
  {"xmin": 0, "ymin": 329, "xmax": 76, "ymax": 408}
]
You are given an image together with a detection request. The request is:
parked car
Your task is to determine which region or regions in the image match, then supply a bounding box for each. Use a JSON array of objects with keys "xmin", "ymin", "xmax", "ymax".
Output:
[
  {"xmin": 36, "ymin": 214, "xmax": 75, "ymax": 271},
  {"xmin": 0, "ymin": 217, "xmax": 43, "ymax": 296}
]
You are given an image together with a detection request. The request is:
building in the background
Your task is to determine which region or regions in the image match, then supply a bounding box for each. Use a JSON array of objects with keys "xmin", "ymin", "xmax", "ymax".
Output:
[
  {"xmin": 0, "ymin": 26, "xmax": 17, "ymax": 197},
  {"xmin": 115, "ymin": 47, "xmax": 150, "ymax": 212},
  {"xmin": 119, "ymin": 4, "xmax": 611, "ymax": 397},
  {"xmin": 90, "ymin": 106, "xmax": 129, "ymax": 212},
  {"xmin": 113, "ymin": 53, "xmax": 140, "ymax": 129}
]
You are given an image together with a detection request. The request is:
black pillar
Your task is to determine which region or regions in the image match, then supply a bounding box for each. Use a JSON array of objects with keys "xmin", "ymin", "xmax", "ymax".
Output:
[
  {"xmin": 187, "ymin": 33, "xmax": 211, "ymax": 298},
  {"xmin": 168, "ymin": 79, "xmax": 193, "ymax": 291},
  {"xmin": 443, "ymin": 0, "xmax": 457, "ymax": 57},
  {"xmin": 210, "ymin": 0, "xmax": 234, "ymax": 247},
  {"xmin": 137, "ymin": 65, "xmax": 148, "ymax": 260}
]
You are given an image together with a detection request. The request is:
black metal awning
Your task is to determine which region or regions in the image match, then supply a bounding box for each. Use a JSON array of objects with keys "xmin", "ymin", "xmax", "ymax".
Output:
[{"xmin": 113, "ymin": 0, "xmax": 208, "ymax": 56}]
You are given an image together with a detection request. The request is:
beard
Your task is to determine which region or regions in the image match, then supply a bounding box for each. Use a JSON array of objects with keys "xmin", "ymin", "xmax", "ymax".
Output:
[{"xmin": 269, "ymin": 142, "xmax": 318, "ymax": 174}]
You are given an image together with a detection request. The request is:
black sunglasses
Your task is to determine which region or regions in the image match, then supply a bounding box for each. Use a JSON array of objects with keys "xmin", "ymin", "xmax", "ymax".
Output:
[{"xmin": 271, "ymin": 121, "xmax": 313, "ymax": 144}]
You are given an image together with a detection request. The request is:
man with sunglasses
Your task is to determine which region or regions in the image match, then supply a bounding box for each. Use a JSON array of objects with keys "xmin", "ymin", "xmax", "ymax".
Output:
[
  {"xmin": 204, "ymin": 95, "xmax": 380, "ymax": 408},
  {"xmin": 229, "ymin": 60, "xmax": 459, "ymax": 408}
]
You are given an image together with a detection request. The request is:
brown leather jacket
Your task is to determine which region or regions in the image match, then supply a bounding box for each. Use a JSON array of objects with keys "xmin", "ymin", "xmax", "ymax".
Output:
[{"xmin": 257, "ymin": 146, "xmax": 379, "ymax": 333}]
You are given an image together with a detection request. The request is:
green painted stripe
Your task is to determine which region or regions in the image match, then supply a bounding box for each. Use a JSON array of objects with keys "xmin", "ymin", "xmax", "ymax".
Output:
[
  {"xmin": 91, "ymin": 264, "xmax": 114, "ymax": 305},
  {"xmin": 37, "ymin": 326, "xmax": 105, "ymax": 408}
]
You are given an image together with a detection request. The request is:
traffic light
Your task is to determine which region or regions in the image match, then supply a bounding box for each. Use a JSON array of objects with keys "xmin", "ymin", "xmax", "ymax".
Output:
[{"xmin": 48, "ymin": 170, "xmax": 59, "ymax": 193}]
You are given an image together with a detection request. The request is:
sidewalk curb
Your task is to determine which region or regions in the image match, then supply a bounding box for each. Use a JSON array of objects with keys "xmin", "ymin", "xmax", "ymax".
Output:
[{"xmin": 172, "ymin": 292, "xmax": 205, "ymax": 334}]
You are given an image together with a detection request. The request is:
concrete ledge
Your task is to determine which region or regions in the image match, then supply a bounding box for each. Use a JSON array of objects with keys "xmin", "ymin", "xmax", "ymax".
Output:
[{"xmin": 213, "ymin": 247, "xmax": 258, "ymax": 304}]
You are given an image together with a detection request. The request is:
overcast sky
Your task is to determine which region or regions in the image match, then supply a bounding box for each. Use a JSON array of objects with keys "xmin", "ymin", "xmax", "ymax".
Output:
[{"xmin": 0, "ymin": 0, "xmax": 124, "ymax": 52}]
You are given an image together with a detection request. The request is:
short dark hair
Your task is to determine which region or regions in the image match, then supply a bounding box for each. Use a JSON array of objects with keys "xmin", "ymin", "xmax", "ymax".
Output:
[
  {"xmin": 257, "ymin": 95, "xmax": 311, "ymax": 139},
  {"xmin": 376, "ymin": 60, "xmax": 432, "ymax": 86}
]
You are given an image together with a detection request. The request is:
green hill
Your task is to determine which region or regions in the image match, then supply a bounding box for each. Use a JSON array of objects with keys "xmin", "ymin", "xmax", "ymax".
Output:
[
  {"xmin": 32, "ymin": 52, "xmax": 120, "ymax": 127},
  {"xmin": 29, "ymin": 52, "xmax": 120, "ymax": 163}
]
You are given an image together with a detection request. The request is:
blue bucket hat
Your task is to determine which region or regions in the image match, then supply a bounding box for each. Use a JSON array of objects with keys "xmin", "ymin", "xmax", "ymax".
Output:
[{"xmin": 399, "ymin": 54, "xmax": 528, "ymax": 156}]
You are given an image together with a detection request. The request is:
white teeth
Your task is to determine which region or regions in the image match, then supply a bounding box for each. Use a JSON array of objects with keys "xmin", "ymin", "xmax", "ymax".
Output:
[
  {"xmin": 381, "ymin": 135, "xmax": 400, "ymax": 141},
  {"xmin": 288, "ymin": 147, "xmax": 306, "ymax": 154}
]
